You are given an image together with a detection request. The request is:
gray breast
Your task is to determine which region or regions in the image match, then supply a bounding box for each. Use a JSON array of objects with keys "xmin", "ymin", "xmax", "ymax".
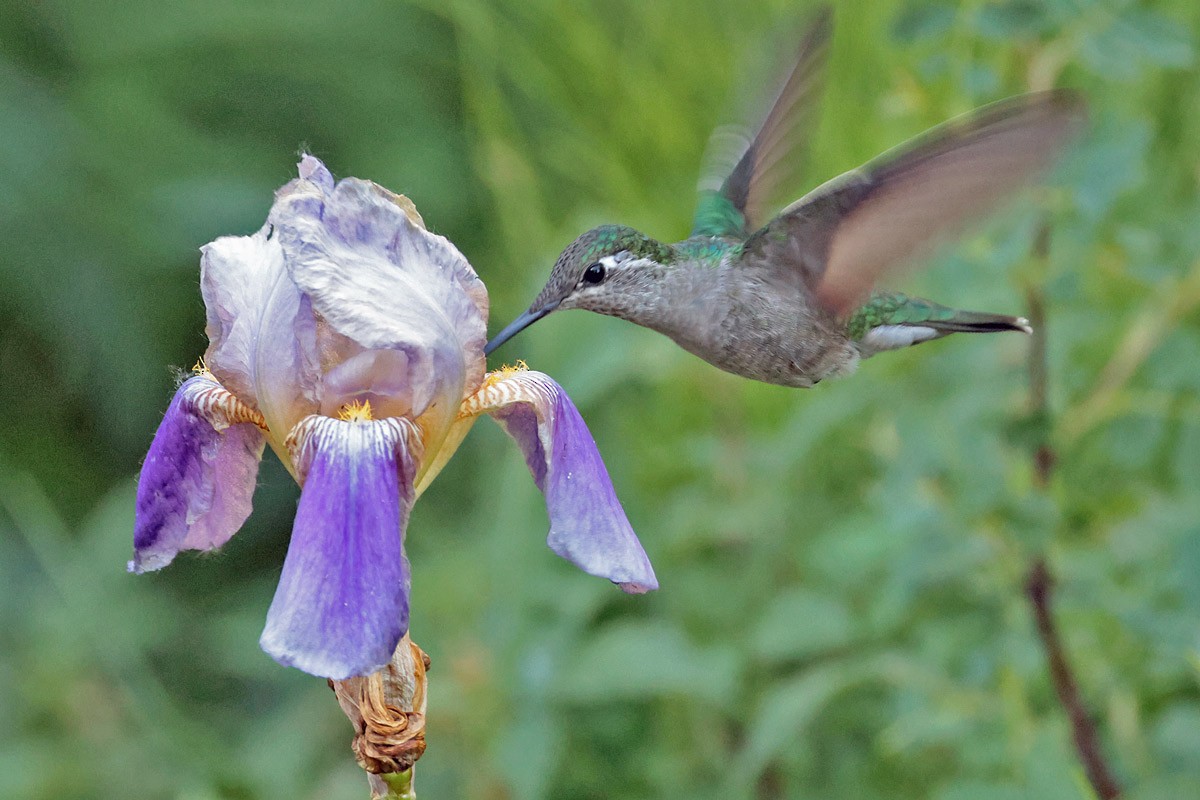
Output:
[{"xmin": 662, "ymin": 265, "xmax": 860, "ymax": 387}]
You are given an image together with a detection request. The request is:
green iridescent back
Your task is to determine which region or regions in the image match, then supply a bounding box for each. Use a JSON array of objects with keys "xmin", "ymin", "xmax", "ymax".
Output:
[
  {"xmin": 692, "ymin": 191, "xmax": 750, "ymax": 239},
  {"xmin": 671, "ymin": 236, "xmax": 741, "ymax": 271}
]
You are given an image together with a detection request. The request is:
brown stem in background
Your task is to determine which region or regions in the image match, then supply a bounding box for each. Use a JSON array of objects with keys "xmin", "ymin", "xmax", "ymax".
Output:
[
  {"xmin": 1024, "ymin": 222, "xmax": 1120, "ymax": 799},
  {"xmin": 1025, "ymin": 562, "xmax": 1121, "ymax": 800}
]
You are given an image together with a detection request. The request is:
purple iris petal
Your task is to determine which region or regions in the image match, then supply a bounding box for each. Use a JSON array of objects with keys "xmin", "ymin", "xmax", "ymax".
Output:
[
  {"xmin": 260, "ymin": 414, "xmax": 421, "ymax": 679},
  {"xmin": 487, "ymin": 372, "xmax": 658, "ymax": 593},
  {"xmin": 130, "ymin": 375, "xmax": 265, "ymax": 574}
]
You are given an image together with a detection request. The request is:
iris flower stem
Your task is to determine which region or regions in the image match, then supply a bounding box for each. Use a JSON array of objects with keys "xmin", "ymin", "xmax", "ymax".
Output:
[
  {"xmin": 331, "ymin": 634, "xmax": 429, "ymax": 797},
  {"xmin": 378, "ymin": 770, "xmax": 415, "ymax": 799}
]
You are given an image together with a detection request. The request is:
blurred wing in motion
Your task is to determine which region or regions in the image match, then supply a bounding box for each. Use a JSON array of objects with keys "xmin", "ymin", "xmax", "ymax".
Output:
[
  {"xmin": 692, "ymin": 6, "xmax": 833, "ymax": 239},
  {"xmin": 739, "ymin": 90, "xmax": 1087, "ymax": 316}
]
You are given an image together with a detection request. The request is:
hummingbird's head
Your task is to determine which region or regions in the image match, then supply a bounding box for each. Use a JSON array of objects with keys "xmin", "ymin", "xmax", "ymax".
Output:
[{"xmin": 485, "ymin": 225, "xmax": 672, "ymax": 355}]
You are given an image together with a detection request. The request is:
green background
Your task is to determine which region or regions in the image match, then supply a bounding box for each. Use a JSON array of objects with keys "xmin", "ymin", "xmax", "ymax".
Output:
[{"xmin": 1, "ymin": 0, "xmax": 1198, "ymax": 797}]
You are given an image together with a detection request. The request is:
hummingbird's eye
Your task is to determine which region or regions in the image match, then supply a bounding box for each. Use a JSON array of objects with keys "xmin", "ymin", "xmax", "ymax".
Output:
[{"xmin": 582, "ymin": 262, "xmax": 606, "ymax": 284}]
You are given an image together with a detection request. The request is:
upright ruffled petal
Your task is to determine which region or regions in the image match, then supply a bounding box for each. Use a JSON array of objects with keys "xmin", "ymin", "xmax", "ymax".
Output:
[
  {"xmin": 269, "ymin": 161, "xmax": 488, "ymax": 456},
  {"xmin": 131, "ymin": 374, "xmax": 266, "ymax": 573},
  {"xmin": 260, "ymin": 414, "xmax": 422, "ymax": 679},
  {"xmin": 200, "ymin": 221, "xmax": 321, "ymax": 445},
  {"xmin": 464, "ymin": 369, "xmax": 658, "ymax": 593}
]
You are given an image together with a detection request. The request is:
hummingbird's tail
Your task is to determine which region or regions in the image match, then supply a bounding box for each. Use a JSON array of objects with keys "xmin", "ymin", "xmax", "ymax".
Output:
[{"xmin": 849, "ymin": 292, "xmax": 1030, "ymax": 357}]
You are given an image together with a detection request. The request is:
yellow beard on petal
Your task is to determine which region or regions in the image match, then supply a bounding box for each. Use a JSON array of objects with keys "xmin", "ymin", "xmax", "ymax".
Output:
[
  {"xmin": 338, "ymin": 398, "xmax": 375, "ymax": 422},
  {"xmin": 458, "ymin": 363, "xmax": 535, "ymax": 419},
  {"xmin": 485, "ymin": 360, "xmax": 528, "ymax": 385},
  {"xmin": 413, "ymin": 362, "xmax": 532, "ymax": 498}
]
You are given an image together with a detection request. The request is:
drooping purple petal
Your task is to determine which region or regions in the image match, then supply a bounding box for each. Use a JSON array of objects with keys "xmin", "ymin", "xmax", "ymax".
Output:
[
  {"xmin": 130, "ymin": 374, "xmax": 266, "ymax": 574},
  {"xmin": 268, "ymin": 160, "xmax": 488, "ymax": 449},
  {"xmin": 474, "ymin": 370, "xmax": 658, "ymax": 593},
  {"xmin": 260, "ymin": 414, "xmax": 422, "ymax": 679}
]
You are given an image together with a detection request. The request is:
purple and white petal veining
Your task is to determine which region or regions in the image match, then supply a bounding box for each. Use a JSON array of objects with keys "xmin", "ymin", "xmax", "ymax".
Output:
[
  {"xmin": 475, "ymin": 370, "xmax": 658, "ymax": 593},
  {"xmin": 200, "ymin": 222, "xmax": 320, "ymax": 439},
  {"xmin": 268, "ymin": 162, "xmax": 488, "ymax": 448},
  {"xmin": 130, "ymin": 374, "xmax": 266, "ymax": 574},
  {"xmin": 260, "ymin": 414, "xmax": 422, "ymax": 679}
]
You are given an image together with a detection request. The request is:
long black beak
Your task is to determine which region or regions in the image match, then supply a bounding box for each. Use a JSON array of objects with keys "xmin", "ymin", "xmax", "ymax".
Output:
[{"xmin": 484, "ymin": 306, "xmax": 552, "ymax": 356}]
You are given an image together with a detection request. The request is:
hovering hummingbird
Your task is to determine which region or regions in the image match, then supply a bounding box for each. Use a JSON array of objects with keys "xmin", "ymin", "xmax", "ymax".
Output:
[{"xmin": 485, "ymin": 9, "xmax": 1084, "ymax": 387}]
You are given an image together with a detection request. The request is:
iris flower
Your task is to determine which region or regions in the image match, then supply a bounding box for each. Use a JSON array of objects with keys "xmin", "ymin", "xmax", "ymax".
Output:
[{"xmin": 131, "ymin": 156, "xmax": 657, "ymax": 679}]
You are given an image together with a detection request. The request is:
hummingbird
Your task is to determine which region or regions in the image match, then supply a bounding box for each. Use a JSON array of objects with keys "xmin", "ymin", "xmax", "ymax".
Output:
[{"xmin": 485, "ymin": 9, "xmax": 1084, "ymax": 388}]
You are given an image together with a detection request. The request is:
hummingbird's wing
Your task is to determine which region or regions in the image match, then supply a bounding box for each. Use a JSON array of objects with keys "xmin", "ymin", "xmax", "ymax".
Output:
[
  {"xmin": 691, "ymin": 6, "xmax": 832, "ymax": 240},
  {"xmin": 737, "ymin": 91, "xmax": 1086, "ymax": 317}
]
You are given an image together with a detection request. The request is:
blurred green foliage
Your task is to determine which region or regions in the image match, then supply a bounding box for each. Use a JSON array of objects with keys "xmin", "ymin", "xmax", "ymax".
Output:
[{"xmin": 1, "ymin": 0, "xmax": 1198, "ymax": 797}]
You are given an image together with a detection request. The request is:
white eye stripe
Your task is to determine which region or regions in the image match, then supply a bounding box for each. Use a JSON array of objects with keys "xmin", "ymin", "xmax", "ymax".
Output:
[{"xmin": 575, "ymin": 252, "xmax": 638, "ymax": 291}]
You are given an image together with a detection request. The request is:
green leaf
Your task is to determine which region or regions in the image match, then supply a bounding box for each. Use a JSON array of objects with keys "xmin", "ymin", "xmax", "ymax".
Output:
[
  {"xmin": 750, "ymin": 588, "xmax": 856, "ymax": 662},
  {"xmin": 553, "ymin": 620, "xmax": 740, "ymax": 705}
]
